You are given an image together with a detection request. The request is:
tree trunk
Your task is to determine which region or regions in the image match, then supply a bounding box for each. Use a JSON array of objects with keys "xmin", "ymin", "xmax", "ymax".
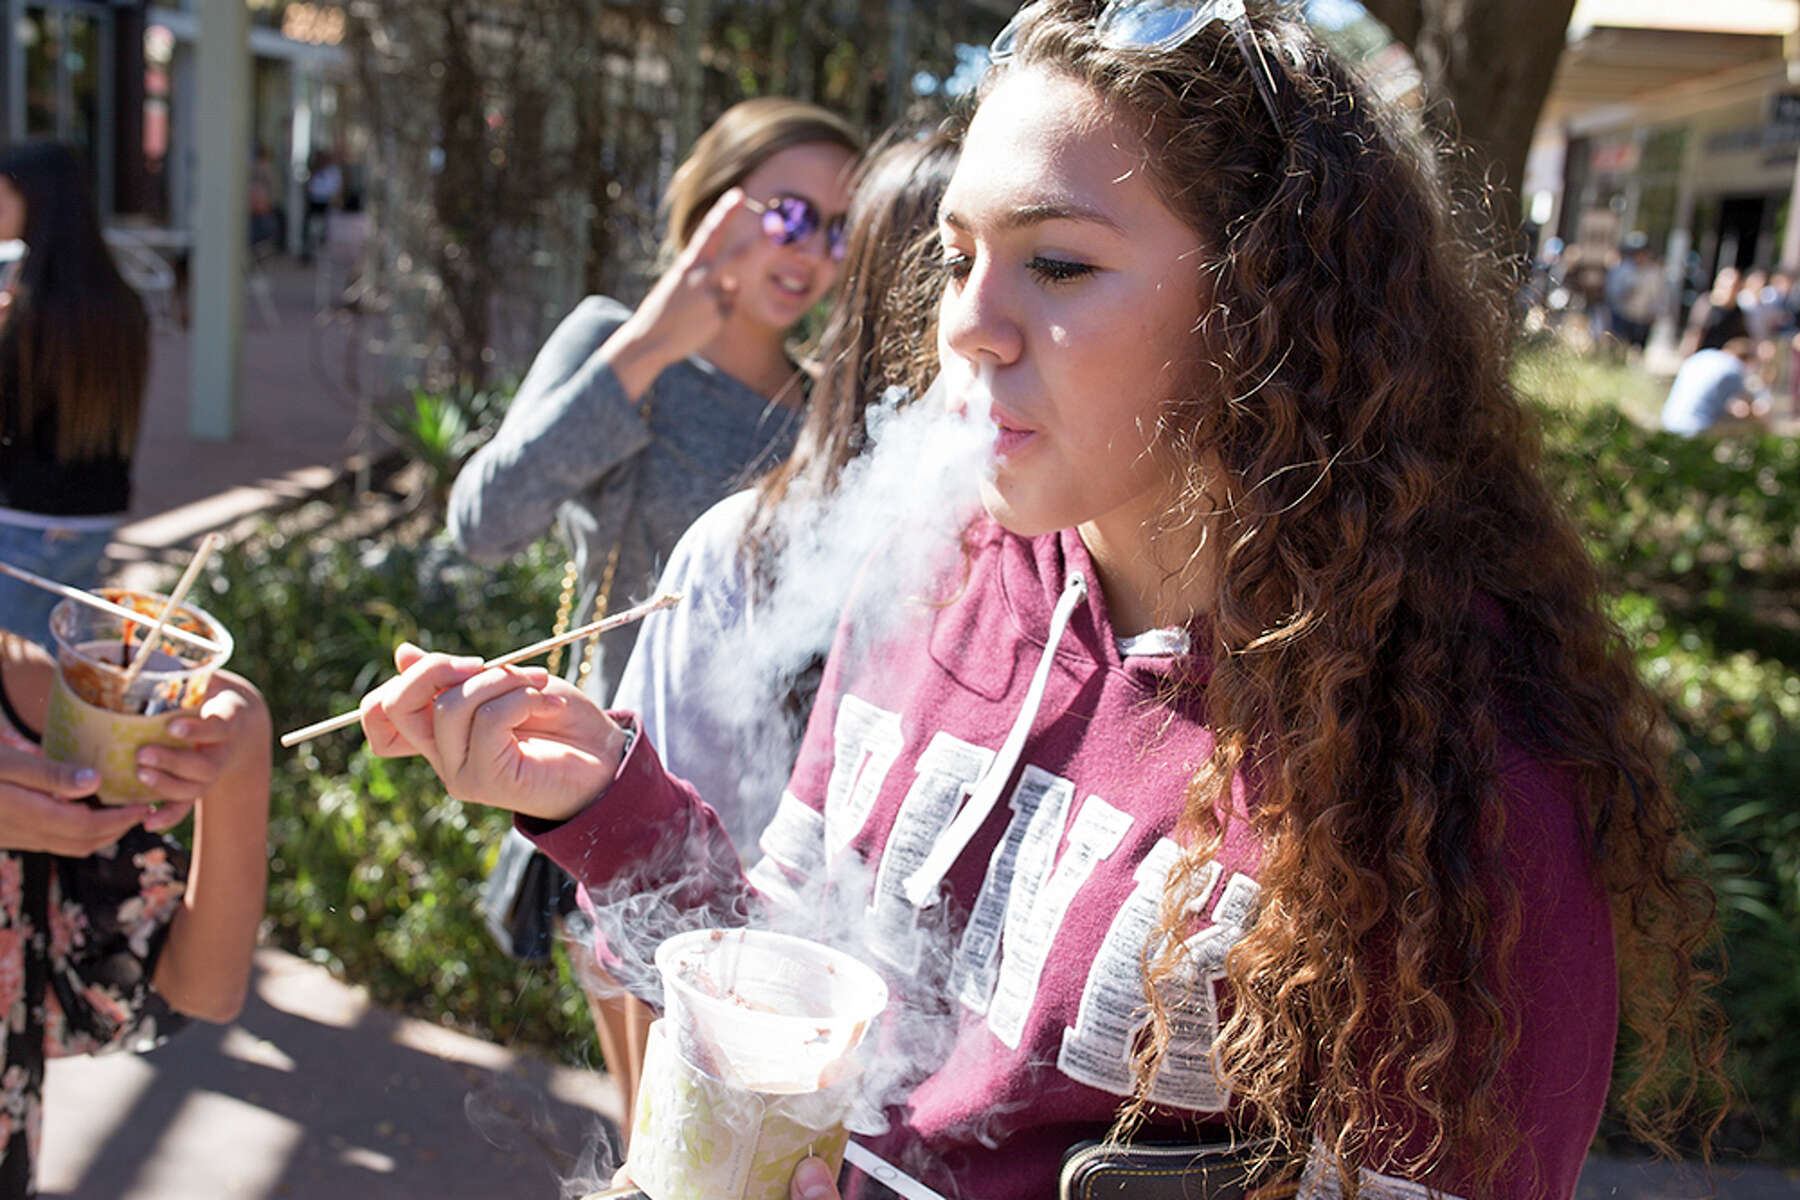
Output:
[{"xmin": 1360, "ymin": 0, "xmax": 1575, "ymax": 241}]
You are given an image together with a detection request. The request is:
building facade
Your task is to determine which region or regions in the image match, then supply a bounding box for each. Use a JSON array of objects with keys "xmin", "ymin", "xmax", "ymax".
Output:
[
  {"xmin": 1527, "ymin": 0, "xmax": 1800, "ymax": 298},
  {"xmin": 1, "ymin": 0, "xmax": 350, "ymax": 249}
]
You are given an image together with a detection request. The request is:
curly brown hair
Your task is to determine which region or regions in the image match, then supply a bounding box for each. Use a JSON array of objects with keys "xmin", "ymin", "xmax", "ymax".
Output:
[{"xmin": 989, "ymin": 3, "xmax": 1725, "ymax": 1194}]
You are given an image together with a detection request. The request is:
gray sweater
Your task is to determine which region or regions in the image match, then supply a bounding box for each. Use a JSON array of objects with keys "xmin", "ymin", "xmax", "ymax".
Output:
[{"xmin": 448, "ymin": 296, "xmax": 802, "ymax": 700}]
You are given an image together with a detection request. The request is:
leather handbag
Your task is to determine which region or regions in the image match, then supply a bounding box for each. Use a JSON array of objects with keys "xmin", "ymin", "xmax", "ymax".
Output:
[{"xmin": 480, "ymin": 827, "xmax": 562, "ymax": 963}]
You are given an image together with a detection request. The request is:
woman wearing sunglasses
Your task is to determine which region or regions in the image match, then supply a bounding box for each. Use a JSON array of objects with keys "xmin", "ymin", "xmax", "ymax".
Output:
[
  {"xmin": 446, "ymin": 95, "xmax": 858, "ymax": 1092},
  {"xmin": 385, "ymin": 4, "xmax": 1721, "ymax": 1198},
  {"xmin": 451, "ymin": 97, "xmax": 860, "ymax": 705}
]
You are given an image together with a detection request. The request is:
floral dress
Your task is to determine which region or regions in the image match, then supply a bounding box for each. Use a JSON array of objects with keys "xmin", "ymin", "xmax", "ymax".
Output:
[{"xmin": 0, "ymin": 670, "xmax": 188, "ymax": 1198}]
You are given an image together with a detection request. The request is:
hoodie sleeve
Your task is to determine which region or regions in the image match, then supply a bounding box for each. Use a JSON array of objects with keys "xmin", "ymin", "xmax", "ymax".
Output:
[
  {"xmin": 447, "ymin": 296, "xmax": 654, "ymax": 564},
  {"xmin": 515, "ymin": 716, "xmax": 754, "ymax": 929}
]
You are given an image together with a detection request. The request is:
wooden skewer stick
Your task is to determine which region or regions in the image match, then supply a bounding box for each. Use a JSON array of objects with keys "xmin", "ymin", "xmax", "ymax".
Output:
[
  {"xmin": 118, "ymin": 533, "xmax": 223, "ymax": 695},
  {"xmin": 0, "ymin": 557, "xmax": 224, "ymax": 656},
  {"xmin": 279, "ymin": 591, "xmax": 682, "ymax": 748}
]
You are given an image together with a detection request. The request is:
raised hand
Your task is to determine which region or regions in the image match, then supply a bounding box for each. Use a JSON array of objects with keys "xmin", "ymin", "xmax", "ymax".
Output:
[{"xmin": 605, "ymin": 189, "xmax": 766, "ymax": 400}]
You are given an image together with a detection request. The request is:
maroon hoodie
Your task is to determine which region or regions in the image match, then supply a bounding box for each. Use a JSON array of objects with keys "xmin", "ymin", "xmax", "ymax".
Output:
[{"xmin": 527, "ymin": 518, "xmax": 1617, "ymax": 1200}]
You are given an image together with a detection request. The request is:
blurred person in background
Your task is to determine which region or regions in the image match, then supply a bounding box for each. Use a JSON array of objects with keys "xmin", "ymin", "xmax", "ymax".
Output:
[
  {"xmin": 300, "ymin": 149, "xmax": 342, "ymax": 265},
  {"xmin": 0, "ymin": 141, "xmax": 149, "ymax": 648},
  {"xmin": 1739, "ymin": 268, "xmax": 1778, "ymax": 343},
  {"xmin": 448, "ymin": 96, "xmax": 861, "ymax": 1090},
  {"xmin": 248, "ymin": 143, "xmax": 281, "ymax": 257},
  {"xmin": 1661, "ymin": 337, "xmax": 1770, "ymax": 436},
  {"xmin": 1680, "ymin": 265, "xmax": 1752, "ymax": 357},
  {"xmin": 1603, "ymin": 233, "xmax": 1664, "ymax": 361}
]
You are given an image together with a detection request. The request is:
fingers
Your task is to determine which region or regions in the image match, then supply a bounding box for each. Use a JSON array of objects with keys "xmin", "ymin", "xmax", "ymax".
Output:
[
  {"xmin": 360, "ymin": 649, "xmax": 485, "ymax": 762},
  {"xmin": 681, "ymin": 187, "xmax": 757, "ymax": 269},
  {"xmin": 0, "ymin": 742, "xmax": 101, "ymax": 798},
  {"xmin": 48, "ymin": 806, "xmax": 153, "ymax": 857},
  {"xmin": 791, "ymin": 1156, "xmax": 839, "ymax": 1200},
  {"xmin": 679, "ymin": 189, "xmax": 766, "ymax": 306},
  {"xmin": 0, "ymin": 787, "xmax": 154, "ymax": 857},
  {"xmin": 419, "ymin": 667, "xmax": 621, "ymax": 821},
  {"xmin": 143, "ymin": 800, "xmax": 196, "ymax": 833},
  {"xmin": 163, "ymin": 708, "xmax": 235, "ymax": 754},
  {"xmin": 429, "ymin": 665, "xmax": 549, "ymax": 779},
  {"xmin": 459, "ymin": 689, "xmax": 579, "ymax": 795},
  {"xmin": 133, "ymin": 742, "xmax": 221, "ymax": 802}
]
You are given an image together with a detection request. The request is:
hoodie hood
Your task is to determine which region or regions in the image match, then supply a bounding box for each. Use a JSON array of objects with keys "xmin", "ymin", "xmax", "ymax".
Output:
[{"xmin": 992, "ymin": 519, "xmax": 1215, "ymax": 695}]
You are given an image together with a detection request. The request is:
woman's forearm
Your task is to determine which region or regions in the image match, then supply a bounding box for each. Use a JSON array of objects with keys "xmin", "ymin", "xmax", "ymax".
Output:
[
  {"xmin": 152, "ymin": 704, "xmax": 271, "ymax": 1023},
  {"xmin": 602, "ymin": 319, "xmax": 680, "ymax": 405}
]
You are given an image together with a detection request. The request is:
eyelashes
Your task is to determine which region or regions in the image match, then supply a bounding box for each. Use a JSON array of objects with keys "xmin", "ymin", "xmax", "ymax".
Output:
[
  {"xmin": 1027, "ymin": 256, "xmax": 1094, "ymax": 283},
  {"xmin": 937, "ymin": 251, "xmax": 1097, "ymax": 285}
]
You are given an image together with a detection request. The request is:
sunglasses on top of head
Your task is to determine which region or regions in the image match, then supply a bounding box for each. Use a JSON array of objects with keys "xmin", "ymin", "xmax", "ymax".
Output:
[
  {"xmin": 743, "ymin": 193, "xmax": 849, "ymax": 262},
  {"xmin": 988, "ymin": 0, "xmax": 1285, "ymax": 136}
]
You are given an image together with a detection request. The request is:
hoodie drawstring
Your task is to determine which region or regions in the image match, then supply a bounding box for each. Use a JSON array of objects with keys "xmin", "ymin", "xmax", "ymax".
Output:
[{"xmin": 902, "ymin": 571, "xmax": 1088, "ymax": 909}]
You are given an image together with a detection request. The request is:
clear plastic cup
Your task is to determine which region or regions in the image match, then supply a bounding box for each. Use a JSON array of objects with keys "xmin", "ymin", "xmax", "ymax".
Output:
[
  {"xmin": 626, "ymin": 1019, "xmax": 858, "ymax": 1200},
  {"xmin": 653, "ymin": 927, "xmax": 888, "ymax": 1095},
  {"xmin": 41, "ymin": 589, "xmax": 232, "ymax": 806}
]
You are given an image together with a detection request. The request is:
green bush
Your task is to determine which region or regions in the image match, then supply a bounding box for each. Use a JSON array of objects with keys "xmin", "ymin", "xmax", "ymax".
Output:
[
  {"xmin": 1525, "ymin": 352, "xmax": 1800, "ymax": 1158},
  {"xmin": 1539, "ymin": 405, "xmax": 1800, "ymax": 595},
  {"xmin": 197, "ymin": 512, "xmax": 599, "ymax": 1063}
]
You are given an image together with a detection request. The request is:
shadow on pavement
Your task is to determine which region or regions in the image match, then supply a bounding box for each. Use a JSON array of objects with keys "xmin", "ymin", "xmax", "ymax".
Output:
[{"xmin": 39, "ymin": 949, "xmax": 623, "ymax": 1200}]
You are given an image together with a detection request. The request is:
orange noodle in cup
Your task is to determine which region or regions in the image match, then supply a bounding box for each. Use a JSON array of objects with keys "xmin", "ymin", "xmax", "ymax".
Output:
[{"xmin": 41, "ymin": 588, "xmax": 233, "ymax": 806}]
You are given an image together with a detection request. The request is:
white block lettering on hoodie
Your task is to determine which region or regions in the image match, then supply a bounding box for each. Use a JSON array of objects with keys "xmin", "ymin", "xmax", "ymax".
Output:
[
  {"xmin": 987, "ymin": 796, "xmax": 1133, "ymax": 1049},
  {"xmin": 865, "ymin": 730, "xmax": 993, "ymax": 974},
  {"xmin": 952, "ymin": 766, "xmax": 1076, "ymax": 1016},
  {"xmin": 823, "ymin": 694, "xmax": 906, "ymax": 854},
  {"xmin": 1057, "ymin": 841, "xmax": 1222, "ymax": 1101}
]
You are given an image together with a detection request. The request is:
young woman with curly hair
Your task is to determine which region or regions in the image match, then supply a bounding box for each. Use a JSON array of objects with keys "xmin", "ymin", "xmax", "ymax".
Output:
[{"xmin": 360, "ymin": 3, "xmax": 1724, "ymax": 1197}]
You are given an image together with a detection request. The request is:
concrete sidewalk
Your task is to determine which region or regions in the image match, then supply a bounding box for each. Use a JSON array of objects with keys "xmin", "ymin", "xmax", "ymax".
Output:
[
  {"xmin": 109, "ymin": 255, "xmax": 374, "ymax": 579},
  {"xmin": 35, "ymin": 953, "xmax": 1800, "ymax": 1200},
  {"xmin": 40, "ymin": 950, "xmax": 623, "ymax": 1199}
]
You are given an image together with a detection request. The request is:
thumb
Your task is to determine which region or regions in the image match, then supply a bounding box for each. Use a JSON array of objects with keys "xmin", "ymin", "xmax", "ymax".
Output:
[
  {"xmin": 791, "ymin": 1156, "xmax": 838, "ymax": 1200},
  {"xmin": 0, "ymin": 745, "xmax": 99, "ymax": 797}
]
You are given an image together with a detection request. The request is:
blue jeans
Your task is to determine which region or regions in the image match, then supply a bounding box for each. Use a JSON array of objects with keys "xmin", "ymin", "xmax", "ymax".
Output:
[{"xmin": 0, "ymin": 520, "xmax": 116, "ymax": 650}]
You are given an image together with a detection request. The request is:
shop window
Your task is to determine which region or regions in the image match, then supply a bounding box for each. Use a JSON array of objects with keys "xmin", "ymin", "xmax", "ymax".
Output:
[{"xmin": 16, "ymin": 4, "xmax": 113, "ymax": 209}]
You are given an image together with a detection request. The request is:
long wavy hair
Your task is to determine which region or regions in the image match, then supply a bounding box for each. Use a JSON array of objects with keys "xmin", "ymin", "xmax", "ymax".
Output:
[
  {"xmin": 0, "ymin": 140, "xmax": 147, "ymax": 463},
  {"xmin": 988, "ymin": 4, "xmax": 1723, "ymax": 1193}
]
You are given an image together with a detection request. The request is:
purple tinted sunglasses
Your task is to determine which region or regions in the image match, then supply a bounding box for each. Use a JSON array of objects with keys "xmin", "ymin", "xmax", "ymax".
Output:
[{"xmin": 745, "ymin": 193, "xmax": 848, "ymax": 261}]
